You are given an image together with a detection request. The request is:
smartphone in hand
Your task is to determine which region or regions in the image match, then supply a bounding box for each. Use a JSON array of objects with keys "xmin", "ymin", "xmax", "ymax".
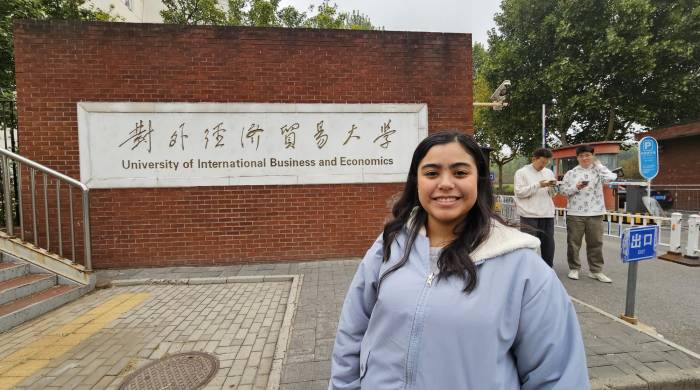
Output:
[{"xmin": 580, "ymin": 180, "xmax": 589, "ymax": 186}]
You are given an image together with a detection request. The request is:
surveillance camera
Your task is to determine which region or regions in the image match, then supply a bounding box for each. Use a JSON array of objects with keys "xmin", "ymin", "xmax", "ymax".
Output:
[{"xmin": 490, "ymin": 80, "xmax": 511, "ymax": 103}]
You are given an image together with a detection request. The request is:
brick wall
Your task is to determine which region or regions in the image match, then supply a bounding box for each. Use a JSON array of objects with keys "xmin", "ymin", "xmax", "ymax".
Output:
[
  {"xmin": 655, "ymin": 137, "xmax": 700, "ymax": 211},
  {"xmin": 656, "ymin": 137, "xmax": 700, "ymax": 186},
  {"xmin": 13, "ymin": 20, "xmax": 473, "ymax": 268}
]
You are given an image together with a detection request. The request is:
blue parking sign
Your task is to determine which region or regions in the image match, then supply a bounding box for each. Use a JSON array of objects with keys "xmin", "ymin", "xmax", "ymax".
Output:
[
  {"xmin": 638, "ymin": 136, "xmax": 659, "ymax": 180},
  {"xmin": 621, "ymin": 225, "xmax": 658, "ymax": 263}
]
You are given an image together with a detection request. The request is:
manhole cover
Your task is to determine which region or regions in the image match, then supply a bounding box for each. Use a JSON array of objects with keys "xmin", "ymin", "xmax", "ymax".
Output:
[{"xmin": 119, "ymin": 352, "xmax": 219, "ymax": 390}]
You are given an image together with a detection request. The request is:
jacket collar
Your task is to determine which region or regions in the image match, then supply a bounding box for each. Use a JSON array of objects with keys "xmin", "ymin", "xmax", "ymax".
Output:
[{"xmin": 407, "ymin": 207, "xmax": 540, "ymax": 263}]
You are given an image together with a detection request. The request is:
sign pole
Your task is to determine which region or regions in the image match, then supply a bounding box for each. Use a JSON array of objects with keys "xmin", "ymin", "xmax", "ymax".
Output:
[
  {"xmin": 622, "ymin": 261, "xmax": 639, "ymax": 324},
  {"xmin": 620, "ymin": 137, "xmax": 659, "ymax": 325},
  {"xmin": 620, "ymin": 224, "xmax": 658, "ymax": 325}
]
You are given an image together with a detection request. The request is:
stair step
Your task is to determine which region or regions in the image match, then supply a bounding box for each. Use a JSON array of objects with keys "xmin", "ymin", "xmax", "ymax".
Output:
[
  {"xmin": 0, "ymin": 262, "xmax": 29, "ymax": 282},
  {"xmin": 0, "ymin": 285, "xmax": 81, "ymax": 333},
  {"xmin": 0, "ymin": 274, "xmax": 57, "ymax": 305},
  {"xmin": 1, "ymin": 252, "xmax": 25, "ymax": 263}
]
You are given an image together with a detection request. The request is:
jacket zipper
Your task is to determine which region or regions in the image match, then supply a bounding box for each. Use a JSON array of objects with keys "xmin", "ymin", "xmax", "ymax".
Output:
[{"xmin": 404, "ymin": 272, "xmax": 435, "ymax": 390}]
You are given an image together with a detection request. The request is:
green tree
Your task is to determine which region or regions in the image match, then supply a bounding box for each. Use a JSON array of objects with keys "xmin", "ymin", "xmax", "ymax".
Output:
[
  {"xmin": 485, "ymin": 0, "xmax": 699, "ymax": 147},
  {"xmin": 277, "ymin": 5, "xmax": 306, "ymax": 28},
  {"xmin": 161, "ymin": 0, "xmax": 377, "ymax": 31},
  {"xmin": 303, "ymin": 1, "xmax": 375, "ymax": 30},
  {"xmin": 160, "ymin": 0, "xmax": 226, "ymax": 25},
  {"xmin": 304, "ymin": 0, "xmax": 346, "ymax": 29},
  {"xmin": 0, "ymin": 0, "xmax": 116, "ymax": 98},
  {"xmin": 640, "ymin": 0, "xmax": 700, "ymax": 127},
  {"xmin": 246, "ymin": 0, "xmax": 280, "ymax": 26},
  {"xmin": 472, "ymin": 42, "xmax": 487, "ymax": 78},
  {"xmin": 343, "ymin": 10, "xmax": 375, "ymax": 30}
]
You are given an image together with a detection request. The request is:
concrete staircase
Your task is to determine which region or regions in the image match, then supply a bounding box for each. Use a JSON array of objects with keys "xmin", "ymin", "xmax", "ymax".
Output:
[{"xmin": 0, "ymin": 252, "xmax": 86, "ymax": 333}]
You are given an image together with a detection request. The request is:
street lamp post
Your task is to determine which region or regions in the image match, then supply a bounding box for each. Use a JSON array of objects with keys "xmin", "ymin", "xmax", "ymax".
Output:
[
  {"xmin": 542, "ymin": 99, "xmax": 557, "ymax": 148},
  {"xmin": 542, "ymin": 104, "xmax": 546, "ymax": 148}
]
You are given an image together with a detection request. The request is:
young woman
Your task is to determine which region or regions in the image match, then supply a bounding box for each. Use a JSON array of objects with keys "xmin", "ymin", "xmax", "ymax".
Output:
[{"xmin": 328, "ymin": 130, "xmax": 588, "ymax": 390}]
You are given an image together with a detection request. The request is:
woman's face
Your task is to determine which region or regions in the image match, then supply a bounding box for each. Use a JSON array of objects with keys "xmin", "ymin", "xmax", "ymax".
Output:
[{"xmin": 417, "ymin": 141, "xmax": 478, "ymax": 234}]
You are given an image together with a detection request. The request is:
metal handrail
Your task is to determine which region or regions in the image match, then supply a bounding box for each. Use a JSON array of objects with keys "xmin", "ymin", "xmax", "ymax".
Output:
[{"xmin": 0, "ymin": 147, "xmax": 91, "ymax": 270}]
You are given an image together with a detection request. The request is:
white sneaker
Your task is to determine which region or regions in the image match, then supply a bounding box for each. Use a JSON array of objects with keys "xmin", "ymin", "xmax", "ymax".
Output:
[
  {"xmin": 567, "ymin": 270, "xmax": 579, "ymax": 280},
  {"xmin": 589, "ymin": 272, "xmax": 612, "ymax": 283}
]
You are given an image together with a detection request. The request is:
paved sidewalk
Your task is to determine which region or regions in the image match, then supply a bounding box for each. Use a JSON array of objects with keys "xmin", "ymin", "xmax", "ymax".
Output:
[
  {"xmin": 0, "ymin": 277, "xmax": 295, "ymax": 390},
  {"xmin": 96, "ymin": 259, "xmax": 700, "ymax": 390},
  {"xmin": 1, "ymin": 259, "xmax": 699, "ymax": 389}
]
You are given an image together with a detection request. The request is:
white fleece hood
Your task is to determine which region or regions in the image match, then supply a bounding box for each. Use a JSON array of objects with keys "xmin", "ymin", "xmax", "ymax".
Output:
[
  {"xmin": 410, "ymin": 212, "xmax": 541, "ymax": 263},
  {"xmin": 470, "ymin": 220, "xmax": 541, "ymax": 263}
]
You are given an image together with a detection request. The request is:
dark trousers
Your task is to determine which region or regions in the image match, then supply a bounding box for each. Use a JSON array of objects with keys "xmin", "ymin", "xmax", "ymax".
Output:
[{"xmin": 520, "ymin": 217, "xmax": 555, "ymax": 267}]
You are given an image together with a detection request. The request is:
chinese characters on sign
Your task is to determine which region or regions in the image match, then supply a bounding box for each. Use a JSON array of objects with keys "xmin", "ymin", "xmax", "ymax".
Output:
[
  {"xmin": 621, "ymin": 225, "xmax": 658, "ymax": 263},
  {"xmin": 79, "ymin": 102, "xmax": 428, "ymax": 188},
  {"xmin": 280, "ymin": 122, "xmax": 299, "ymax": 149},
  {"xmin": 343, "ymin": 124, "xmax": 359, "ymax": 146},
  {"xmin": 373, "ymin": 119, "xmax": 395, "ymax": 149},
  {"xmin": 121, "ymin": 119, "xmax": 399, "ymax": 153},
  {"xmin": 169, "ymin": 123, "xmax": 188, "ymax": 151},
  {"xmin": 119, "ymin": 120, "xmax": 154, "ymax": 152}
]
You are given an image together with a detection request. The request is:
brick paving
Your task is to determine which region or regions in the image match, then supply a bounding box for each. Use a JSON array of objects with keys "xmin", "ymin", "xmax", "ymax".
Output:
[{"xmin": 0, "ymin": 281, "xmax": 291, "ymax": 390}]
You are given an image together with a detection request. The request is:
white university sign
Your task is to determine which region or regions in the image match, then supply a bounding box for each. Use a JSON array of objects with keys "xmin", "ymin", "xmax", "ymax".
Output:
[{"xmin": 77, "ymin": 102, "xmax": 428, "ymax": 188}]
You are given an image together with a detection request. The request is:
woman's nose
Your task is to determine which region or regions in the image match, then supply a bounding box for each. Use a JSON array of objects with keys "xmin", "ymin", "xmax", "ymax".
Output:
[{"xmin": 438, "ymin": 174, "xmax": 454, "ymax": 189}]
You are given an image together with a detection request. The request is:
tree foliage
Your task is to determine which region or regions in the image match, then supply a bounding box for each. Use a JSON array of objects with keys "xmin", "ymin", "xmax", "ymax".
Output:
[
  {"xmin": 159, "ymin": 0, "xmax": 226, "ymax": 25},
  {"xmin": 1, "ymin": 0, "xmax": 116, "ymax": 97},
  {"xmin": 482, "ymin": 0, "xmax": 700, "ymax": 147},
  {"xmin": 161, "ymin": 0, "xmax": 377, "ymax": 30}
]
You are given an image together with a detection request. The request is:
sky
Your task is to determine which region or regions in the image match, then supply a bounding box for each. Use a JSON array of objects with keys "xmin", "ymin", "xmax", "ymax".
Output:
[{"xmin": 280, "ymin": 0, "xmax": 502, "ymax": 46}]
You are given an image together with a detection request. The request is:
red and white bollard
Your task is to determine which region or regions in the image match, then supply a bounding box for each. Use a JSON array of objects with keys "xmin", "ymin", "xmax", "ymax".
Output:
[
  {"xmin": 686, "ymin": 214, "xmax": 699, "ymax": 259},
  {"xmin": 669, "ymin": 212, "xmax": 683, "ymax": 254}
]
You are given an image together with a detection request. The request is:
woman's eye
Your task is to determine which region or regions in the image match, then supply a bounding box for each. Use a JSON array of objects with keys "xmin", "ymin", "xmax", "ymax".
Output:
[
  {"xmin": 424, "ymin": 171, "xmax": 438, "ymax": 177},
  {"xmin": 454, "ymin": 170, "xmax": 469, "ymax": 177}
]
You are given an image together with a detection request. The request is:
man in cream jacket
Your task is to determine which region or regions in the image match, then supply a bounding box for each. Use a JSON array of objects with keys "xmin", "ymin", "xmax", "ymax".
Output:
[
  {"xmin": 514, "ymin": 148, "xmax": 557, "ymax": 267},
  {"xmin": 560, "ymin": 144, "xmax": 617, "ymax": 283}
]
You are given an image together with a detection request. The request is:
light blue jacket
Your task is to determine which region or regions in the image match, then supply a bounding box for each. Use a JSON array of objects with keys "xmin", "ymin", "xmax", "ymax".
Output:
[{"xmin": 329, "ymin": 221, "xmax": 589, "ymax": 390}]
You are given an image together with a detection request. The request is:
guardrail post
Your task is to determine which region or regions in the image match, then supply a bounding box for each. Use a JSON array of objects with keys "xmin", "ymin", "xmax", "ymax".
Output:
[
  {"xmin": 2, "ymin": 155, "xmax": 13, "ymax": 235},
  {"xmin": 685, "ymin": 214, "xmax": 699, "ymax": 259},
  {"xmin": 82, "ymin": 190, "xmax": 92, "ymax": 270},
  {"xmin": 669, "ymin": 212, "xmax": 683, "ymax": 254}
]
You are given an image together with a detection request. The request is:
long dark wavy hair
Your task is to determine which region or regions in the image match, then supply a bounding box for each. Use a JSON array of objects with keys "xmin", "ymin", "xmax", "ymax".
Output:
[{"xmin": 379, "ymin": 130, "xmax": 501, "ymax": 293}]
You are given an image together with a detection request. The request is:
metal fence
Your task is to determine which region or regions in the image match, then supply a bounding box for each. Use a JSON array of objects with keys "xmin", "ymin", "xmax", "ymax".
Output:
[
  {"xmin": 651, "ymin": 184, "xmax": 700, "ymax": 212},
  {"xmin": 0, "ymin": 148, "xmax": 92, "ymax": 270},
  {"xmin": 495, "ymin": 195, "xmax": 700, "ymax": 258}
]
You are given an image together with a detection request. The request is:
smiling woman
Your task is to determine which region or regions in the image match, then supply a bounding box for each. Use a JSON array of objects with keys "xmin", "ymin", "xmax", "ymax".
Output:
[
  {"xmin": 328, "ymin": 130, "xmax": 590, "ymax": 390},
  {"xmin": 417, "ymin": 142, "xmax": 478, "ymax": 246}
]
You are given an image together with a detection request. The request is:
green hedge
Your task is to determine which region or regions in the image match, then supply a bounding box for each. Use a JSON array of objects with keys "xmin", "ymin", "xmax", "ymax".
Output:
[{"xmin": 493, "ymin": 183, "xmax": 514, "ymax": 195}]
